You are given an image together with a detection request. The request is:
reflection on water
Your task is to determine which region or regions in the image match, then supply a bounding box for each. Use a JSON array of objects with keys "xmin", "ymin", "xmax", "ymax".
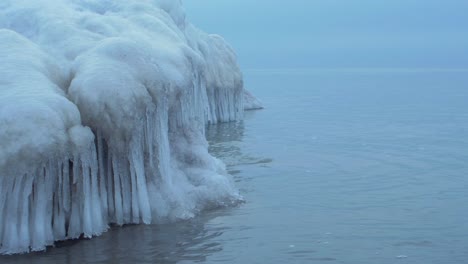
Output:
[
  {"xmin": 0, "ymin": 117, "xmax": 270, "ymax": 264},
  {"xmin": 206, "ymin": 121, "xmax": 245, "ymax": 168},
  {"xmin": 206, "ymin": 121, "xmax": 273, "ymax": 174},
  {"xmin": 0, "ymin": 209, "xmax": 233, "ymax": 264}
]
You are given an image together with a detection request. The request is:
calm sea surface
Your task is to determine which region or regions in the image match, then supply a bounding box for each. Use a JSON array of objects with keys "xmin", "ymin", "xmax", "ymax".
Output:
[{"xmin": 3, "ymin": 69, "xmax": 468, "ymax": 263}]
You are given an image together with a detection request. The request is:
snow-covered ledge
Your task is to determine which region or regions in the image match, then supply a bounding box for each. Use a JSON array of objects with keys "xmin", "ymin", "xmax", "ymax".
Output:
[{"xmin": 0, "ymin": 0, "xmax": 259, "ymax": 254}]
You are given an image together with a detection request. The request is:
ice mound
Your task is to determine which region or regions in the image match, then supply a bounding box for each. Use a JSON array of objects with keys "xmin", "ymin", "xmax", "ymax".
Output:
[
  {"xmin": 244, "ymin": 90, "xmax": 264, "ymax": 110},
  {"xmin": 0, "ymin": 0, "xmax": 252, "ymax": 254}
]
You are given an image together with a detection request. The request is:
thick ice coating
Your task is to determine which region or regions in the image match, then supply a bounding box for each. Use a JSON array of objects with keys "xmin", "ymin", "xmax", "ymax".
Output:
[{"xmin": 0, "ymin": 0, "xmax": 252, "ymax": 254}]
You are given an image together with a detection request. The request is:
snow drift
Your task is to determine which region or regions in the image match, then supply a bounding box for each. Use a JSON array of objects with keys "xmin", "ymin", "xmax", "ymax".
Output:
[{"xmin": 0, "ymin": 0, "xmax": 254, "ymax": 254}]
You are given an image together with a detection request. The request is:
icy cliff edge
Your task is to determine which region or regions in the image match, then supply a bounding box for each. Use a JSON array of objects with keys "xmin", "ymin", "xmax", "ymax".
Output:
[{"xmin": 0, "ymin": 0, "xmax": 250, "ymax": 254}]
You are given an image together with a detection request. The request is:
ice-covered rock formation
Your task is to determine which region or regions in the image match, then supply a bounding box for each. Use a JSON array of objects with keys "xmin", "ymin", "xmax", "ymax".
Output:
[{"xmin": 0, "ymin": 0, "xmax": 255, "ymax": 254}]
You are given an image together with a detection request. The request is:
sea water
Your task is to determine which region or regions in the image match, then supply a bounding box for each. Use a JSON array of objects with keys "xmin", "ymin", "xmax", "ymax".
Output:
[{"xmin": 2, "ymin": 69, "xmax": 468, "ymax": 263}]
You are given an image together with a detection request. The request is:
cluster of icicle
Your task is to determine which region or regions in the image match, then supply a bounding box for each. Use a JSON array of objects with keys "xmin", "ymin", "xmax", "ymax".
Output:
[{"xmin": 0, "ymin": 0, "xmax": 252, "ymax": 254}]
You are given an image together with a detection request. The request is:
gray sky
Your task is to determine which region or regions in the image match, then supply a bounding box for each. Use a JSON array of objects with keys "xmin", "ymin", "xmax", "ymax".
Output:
[{"xmin": 183, "ymin": 0, "xmax": 468, "ymax": 69}]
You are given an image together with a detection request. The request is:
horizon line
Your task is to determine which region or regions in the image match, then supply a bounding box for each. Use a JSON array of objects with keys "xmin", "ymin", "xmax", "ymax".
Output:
[{"xmin": 243, "ymin": 67, "xmax": 468, "ymax": 74}]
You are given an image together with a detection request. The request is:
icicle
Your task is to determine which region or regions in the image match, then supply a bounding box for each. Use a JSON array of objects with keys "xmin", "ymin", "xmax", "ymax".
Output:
[
  {"xmin": 89, "ymin": 145, "xmax": 106, "ymax": 234},
  {"xmin": 67, "ymin": 157, "xmax": 81, "ymax": 239},
  {"xmin": 62, "ymin": 160, "xmax": 71, "ymax": 219},
  {"xmin": 19, "ymin": 175, "xmax": 34, "ymax": 252},
  {"xmin": 111, "ymin": 154, "xmax": 124, "ymax": 225},
  {"xmin": 129, "ymin": 162, "xmax": 140, "ymax": 223},
  {"xmin": 31, "ymin": 167, "xmax": 47, "ymax": 251},
  {"xmin": 106, "ymin": 147, "xmax": 115, "ymax": 223},
  {"xmin": 131, "ymin": 126, "xmax": 151, "ymax": 224},
  {"xmin": 2, "ymin": 174, "xmax": 21, "ymax": 252},
  {"xmin": 97, "ymin": 131, "xmax": 109, "ymax": 223},
  {"xmin": 81, "ymin": 158, "xmax": 93, "ymax": 237},
  {"xmin": 119, "ymin": 157, "xmax": 132, "ymax": 224},
  {"xmin": 0, "ymin": 175, "xmax": 9, "ymax": 251},
  {"xmin": 53, "ymin": 160, "xmax": 66, "ymax": 240}
]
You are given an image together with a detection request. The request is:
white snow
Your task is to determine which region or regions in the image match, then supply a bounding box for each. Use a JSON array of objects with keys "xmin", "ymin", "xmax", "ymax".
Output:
[{"xmin": 0, "ymin": 0, "xmax": 257, "ymax": 254}]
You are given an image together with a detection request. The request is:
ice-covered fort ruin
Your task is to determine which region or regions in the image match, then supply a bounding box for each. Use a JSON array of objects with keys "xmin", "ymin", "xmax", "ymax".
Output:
[{"xmin": 0, "ymin": 0, "xmax": 261, "ymax": 254}]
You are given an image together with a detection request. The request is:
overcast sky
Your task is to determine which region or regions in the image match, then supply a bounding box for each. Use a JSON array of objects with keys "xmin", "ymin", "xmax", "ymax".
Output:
[{"xmin": 183, "ymin": 0, "xmax": 468, "ymax": 69}]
